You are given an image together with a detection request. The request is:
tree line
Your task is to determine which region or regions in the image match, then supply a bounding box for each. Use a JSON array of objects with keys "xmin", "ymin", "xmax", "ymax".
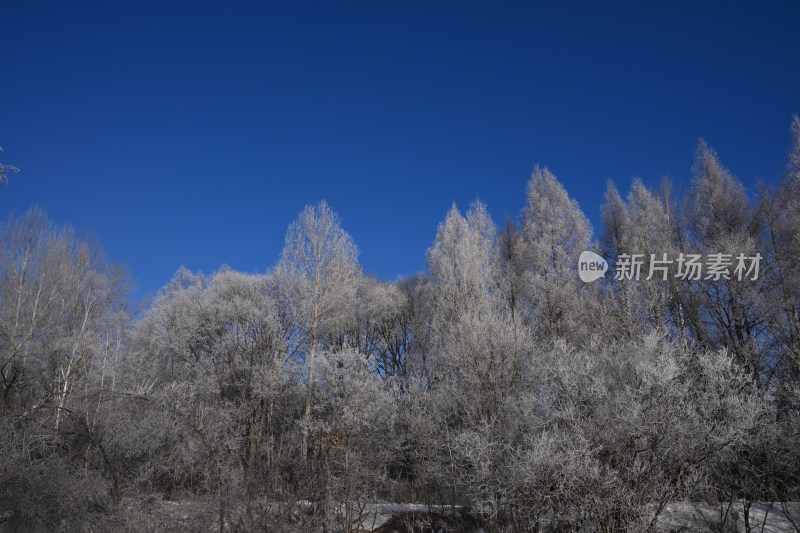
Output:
[{"xmin": 1, "ymin": 118, "xmax": 799, "ymax": 531}]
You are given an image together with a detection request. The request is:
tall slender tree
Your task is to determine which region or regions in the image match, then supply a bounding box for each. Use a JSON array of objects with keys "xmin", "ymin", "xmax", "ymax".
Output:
[
  {"xmin": 518, "ymin": 166, "xmax": 591, "ymax": 340},
  {"xmin": 275, "ymin": 201, "xmax": 361, "ymax": 460}
]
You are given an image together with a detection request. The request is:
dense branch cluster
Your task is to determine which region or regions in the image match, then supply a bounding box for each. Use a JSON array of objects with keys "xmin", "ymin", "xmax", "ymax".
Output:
[{"xmin": 1, "ymin": 118, "xmax": 800, "ymax": 531}]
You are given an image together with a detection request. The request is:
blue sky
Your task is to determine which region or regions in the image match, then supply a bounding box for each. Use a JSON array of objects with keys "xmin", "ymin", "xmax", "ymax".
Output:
[{"xmin": 2, "ymin": 1, "xmax": 799, "ymax": 300}]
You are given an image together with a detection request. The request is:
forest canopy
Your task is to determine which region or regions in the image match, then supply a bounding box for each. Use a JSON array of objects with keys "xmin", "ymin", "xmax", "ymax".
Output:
[{"xmin": 1, "ymin": 117, "xmax": 800, "ymax": 531}]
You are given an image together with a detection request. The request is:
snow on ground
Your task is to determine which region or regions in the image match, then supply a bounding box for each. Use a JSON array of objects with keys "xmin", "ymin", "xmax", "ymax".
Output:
[
  {"xmin": 657, "ymin": 502, "xmax": 800, "ymax": 533},
  {"xmin": 3, "ymin": 500, "xmax": 799, "ymax": 532}
]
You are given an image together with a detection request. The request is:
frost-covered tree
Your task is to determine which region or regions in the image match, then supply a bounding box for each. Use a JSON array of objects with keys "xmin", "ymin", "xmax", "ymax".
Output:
[
  {"xmin": 600, "ymin": 178, "xmax": 687, "ymax": 340},
  {"xmin": 600, "ymin": 180, "xmax": 628, "ymax": 261},
  {"xmin": 497, "ymin": 218, "xmax": 525, "ymax": 320},
  {"xmin": 347, "ymin": 276, "xmax": 415, "ymax": 384},
  {"xmin": 688, "ymin": 141, "xmax": 755, "ymax": 246},
  {"xmin": 310, "ymin": 348, "xmax": 396, "ymax": 531},
  {"xmin": 768, "ymin": 116, "xmax": 800, "ymax": 381},
  {"xmin": 422, "ymin": 200, "xmax": 533, "ymax": 520},
  {"xmin": 427, "ymin": 201, "xmax": 500, "ymax": 316},
  {"xmin": 0, "ymin": 208, "xmax": 128, "ymax": 419},
  {"xmin": 0, "ymin": 208, "xmax": 130, "ymax": 529},
  {"xmin": 518, "ymin": 166, "xmax": 592, "ymax": 340},
  {"xmin": 128, "ymin": 267, "xmax": 303, "ymax": 527},
  {"xmin": 275, "ymin": 201, "xmax": 362, "ymax": 460},
  {"xmin": 0, "ymin": 146, "xmax": 19, "ymax": 185},
  {"xmin": 763, "ymin": 117, "xmax": 800, "ymax": 498},
  {"xmin": 683, "ymin": 142, "xmax": 767, "ymax": 379},
  {"xmin": 276, "ymin": 201, "xmax": 361, "ymax": 356}
]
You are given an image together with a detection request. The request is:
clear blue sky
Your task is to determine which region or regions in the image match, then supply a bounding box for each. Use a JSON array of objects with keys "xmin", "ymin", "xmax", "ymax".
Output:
[{"xmin": 2, "ymin": 1, "xmax": 799, "ymax": 300}]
